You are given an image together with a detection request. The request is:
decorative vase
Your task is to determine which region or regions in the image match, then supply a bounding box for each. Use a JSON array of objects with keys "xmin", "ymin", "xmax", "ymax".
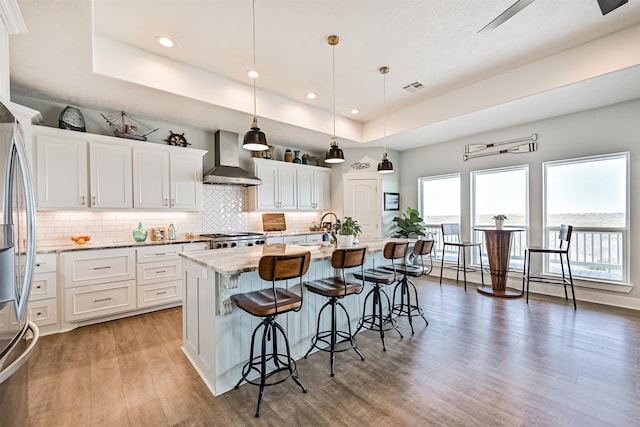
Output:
[
  {"xmin": 495, "ymin": 219, "xmax": 504, "ymax": 230},
  {"xmin": 302, "ymin": 154, "xmax": 309, "ymax": 165},
  {"xmin": 133, "ymin": 221, "xmax": 148, "ymax": 242},
  {"xmin": 284, "ymin": 149, "xmax": 294, "ymax": 162},
  {"xmin": 337, "ymin": 234, "xmax": 354, "ymax": 247},
  {"xmin": 293, "ymin": 150, "xmax": 302, "ymax": 164}
]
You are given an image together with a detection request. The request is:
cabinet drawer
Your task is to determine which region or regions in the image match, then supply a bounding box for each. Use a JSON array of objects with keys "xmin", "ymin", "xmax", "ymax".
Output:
[
  {"xmin": 34, "ymin": 253, "xmax": 57, "ymax": 273},
  {"xmin": 283, "ymin": 235, "xmax": 306, "ymax": 245},
  {"xmin": 136, "ymin": 245, "xmax": 181, "ymax": 263},
  {"xmin": 306, "ymin": 234, "xmax": 323, "ymax": 243},
  {"xmin": 64, "ymin": 280, "xmax": 136, "ymax": 322},
  {"xmin": 63, "ymin": 248, "xmax": 135, "ymax": 288},
  {"xmin": 182, "ymin": 242, "xmax": 210, "ymax": 252},
  {"xmin": 137, "ymin": 259, "xmax": 182, "ymax": 286},
  {"xmin": 29, "ymin": 298, "xmax": 58, "ymax": 327},
  {"xmin": 137, "ymin": 280, "xmax": 182, "ymax": 308},
  {"xmin": 30, "ymin": 272, "xmax": 57, "ymax": 301}
]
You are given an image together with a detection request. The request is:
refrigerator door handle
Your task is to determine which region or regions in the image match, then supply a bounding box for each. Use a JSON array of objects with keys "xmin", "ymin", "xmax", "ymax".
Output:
[
  {"xmin": 0, "ymin": 321, "xmax": 40, "ymax": 385},
  {"xmin": 3, "ymin": 125, "xmax": 38, "ymax": 326}
]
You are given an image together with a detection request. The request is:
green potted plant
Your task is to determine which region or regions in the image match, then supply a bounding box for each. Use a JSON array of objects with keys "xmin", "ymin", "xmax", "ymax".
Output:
[
  {"xmin": 332, "ymin": 217, "xmax": 362, "ymax": 247},
  {"xmin": 392, "ymin": 207, "xmax": 427, "ymax": 238},
  {"xmin": 493, "ymin": 214, "xmax": 508, "ymax": 229}
]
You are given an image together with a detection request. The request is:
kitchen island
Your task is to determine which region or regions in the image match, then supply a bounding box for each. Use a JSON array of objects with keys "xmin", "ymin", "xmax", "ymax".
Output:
[{"xmin": 178, "ymin": 240, "xmax": 391, "ymax": 396}]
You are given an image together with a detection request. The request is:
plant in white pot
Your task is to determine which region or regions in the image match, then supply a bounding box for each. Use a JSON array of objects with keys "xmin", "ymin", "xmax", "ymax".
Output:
[
  {"xmin": 493, "ymin": 214, "xmax": 508, "ymax": 229},
  {"xmin": 332, "ymin": 217, "xmax": 362, "ymax": 247}
]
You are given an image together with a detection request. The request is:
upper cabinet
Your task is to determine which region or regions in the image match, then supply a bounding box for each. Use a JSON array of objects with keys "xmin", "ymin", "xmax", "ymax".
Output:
[
  {"xmin": 34, "ymin": 126, "xmax": 205, "ymax": 211},
  {"xmin": 296, "ymin": 166, "xmax": 330, "ymax": 211},
  {"xmin": 133, "ymin": 148, "xmax": 203, "ymax": 210},
  {"xmin": 36, "ymin": 132, "xmax": 89, "ymax": 209},
  {"xmin": 248, "ymin": 158, "xmax": 331, "ymax": 212}
]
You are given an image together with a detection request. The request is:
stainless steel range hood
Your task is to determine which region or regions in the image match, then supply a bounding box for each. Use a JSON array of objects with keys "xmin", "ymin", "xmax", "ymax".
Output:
[{"xmin": 203, "ymin": 130, "xmax": 262, "ymax": 186}]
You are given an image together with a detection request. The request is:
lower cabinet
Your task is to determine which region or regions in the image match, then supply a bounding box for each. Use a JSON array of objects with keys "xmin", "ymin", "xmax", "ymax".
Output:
[
  {"xmin": 64, "ymin": 280, "xmax": 136, "ymax": 322},
  {"xmin": 57, "ymin": 241, "xmax": 210, "ymax": 328},
  {"xmin": 62, "ymin": 248, "xmax": 136, "ymax": 322}
]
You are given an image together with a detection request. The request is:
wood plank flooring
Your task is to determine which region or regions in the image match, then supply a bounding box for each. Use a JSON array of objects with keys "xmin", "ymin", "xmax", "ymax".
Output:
[{"xmin": 24, "ymin": 278, "xmax": 640, "ymax": 426}]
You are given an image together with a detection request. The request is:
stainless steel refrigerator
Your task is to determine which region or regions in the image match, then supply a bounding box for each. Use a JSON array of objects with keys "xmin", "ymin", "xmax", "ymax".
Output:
[{"xmin": 0, "ymin": 101, "xmax": 39, "ymax": 426}]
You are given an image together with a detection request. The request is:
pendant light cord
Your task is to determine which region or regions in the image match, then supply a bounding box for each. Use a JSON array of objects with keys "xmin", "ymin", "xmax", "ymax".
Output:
[
  {"xmin": 252, "ymin": 0, "xmax": 257, "ymax": 118},
  {"xmin": 383, "ymin": 69, "xmax": 387, "ymax": 155},
  {"xmin": 332, "ymin": 41, "xmax": 336, "ymax": 139}
]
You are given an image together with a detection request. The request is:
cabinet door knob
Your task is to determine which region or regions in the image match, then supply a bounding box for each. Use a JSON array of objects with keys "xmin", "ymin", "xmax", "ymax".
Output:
[
  {"xmin": 171, "ymin": 198, "xmax": 175, "ymax": 207},
  {"xmin": 163, "ymin": 198, "xmax": 168, "ymax": 206},
  {"xmin": 81, "ymin": 196, "xmax": 86, "ymax": 205},
  {"xmin": 92, "ymin": 196, "xmax": 96, "ymax": 205}
]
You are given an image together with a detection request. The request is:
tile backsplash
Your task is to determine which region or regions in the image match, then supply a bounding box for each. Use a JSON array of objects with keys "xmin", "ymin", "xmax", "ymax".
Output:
[{"xmin": 36, "ymin": 185, "xmax": 326, "ymax": 246}]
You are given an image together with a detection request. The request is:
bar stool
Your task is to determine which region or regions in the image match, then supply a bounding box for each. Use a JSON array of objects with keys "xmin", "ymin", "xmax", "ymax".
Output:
[
  {"xmin": 523, "ymin": 224, "xmax": 576, "ymax": 309},
  {"xmin": 353, "ymin": 241, "xmax": 408, "ymax": 351},
  {"xmin": 231, "ymin": 251, "xmax": 311, "ymax": 418},
  {"xmin": 304, "ymin": 246, "xmax": 367, "ymax": 376},
  {"xmin": 439, "ymin": 223, "xmax": 484, "ymax": 291},
  {"xmin": 389, "ymin": 239, "xmax": 433, "ymax": 334}
]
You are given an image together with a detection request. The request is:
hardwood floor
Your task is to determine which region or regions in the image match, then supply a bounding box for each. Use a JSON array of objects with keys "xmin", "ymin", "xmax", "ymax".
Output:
[{"xmin": 24, "ymin": 279, "xmax": 640, "ymax": 426}]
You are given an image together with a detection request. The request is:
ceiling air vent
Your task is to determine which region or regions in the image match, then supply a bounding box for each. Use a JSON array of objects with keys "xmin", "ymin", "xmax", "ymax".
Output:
[{"xmin": 402, "ymin": 81, "xmax": 425, "ymax": 93}]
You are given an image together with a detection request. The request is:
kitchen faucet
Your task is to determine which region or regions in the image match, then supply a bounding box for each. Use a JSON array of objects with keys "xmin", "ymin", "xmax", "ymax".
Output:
[{"xmin": 320, "ymin": 212, "xmax": 338, "ymax": 243}]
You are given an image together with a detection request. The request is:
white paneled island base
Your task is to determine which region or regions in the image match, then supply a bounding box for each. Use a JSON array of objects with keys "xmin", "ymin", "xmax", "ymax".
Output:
[{"xmin": 179, "ymin": 241, "xmax": 390, "ymax": 396}]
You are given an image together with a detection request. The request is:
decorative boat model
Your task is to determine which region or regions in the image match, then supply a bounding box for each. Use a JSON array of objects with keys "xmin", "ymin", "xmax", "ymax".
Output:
[{"xmin": 101, "ymin": 111, "xmax": 158, "ymax": 141}]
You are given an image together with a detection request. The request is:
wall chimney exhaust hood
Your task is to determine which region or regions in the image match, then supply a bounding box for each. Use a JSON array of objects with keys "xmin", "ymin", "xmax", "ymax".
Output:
[{"xmin": 203, "ymin": 130, "xmax": 262, "ymax": 186}]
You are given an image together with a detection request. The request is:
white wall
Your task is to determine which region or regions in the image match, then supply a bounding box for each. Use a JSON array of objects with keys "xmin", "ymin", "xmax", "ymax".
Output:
[{"xmin": 399, "ymin": 99, "xmax": 640, "ymax": 307}]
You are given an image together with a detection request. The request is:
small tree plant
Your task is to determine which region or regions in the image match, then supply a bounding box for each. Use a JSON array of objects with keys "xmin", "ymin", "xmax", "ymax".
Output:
[{"xmin": 392, "ymin": 207, "xmax": 427, "ymax": 238}]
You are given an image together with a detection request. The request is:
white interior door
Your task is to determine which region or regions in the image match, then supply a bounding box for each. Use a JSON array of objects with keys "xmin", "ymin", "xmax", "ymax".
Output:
[{"xmin": 343, "ymin": 175, "xmax": 380, "ymax": 239}]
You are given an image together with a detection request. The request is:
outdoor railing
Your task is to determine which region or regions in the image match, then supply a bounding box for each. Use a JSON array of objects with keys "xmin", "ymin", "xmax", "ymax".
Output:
[{"xmin": 423, "ymin": 224, "xmax": 625, "ymax": 282}]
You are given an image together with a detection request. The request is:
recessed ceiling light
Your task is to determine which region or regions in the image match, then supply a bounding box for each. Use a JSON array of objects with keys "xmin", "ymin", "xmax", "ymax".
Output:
[
  {"xmin": 247, "ymin": 70, "xmax": 259, "ymax": 78},
  {"xmin": 156, "ymin": 36, "xmax": 176, "ymax": 48},
  {"xmin": 350, "ymin": 109, "xmax": 360, "ymax": 114},
  {"xmin": 306, "ymin": 92, "xmax": 317, "ymax": 99}
]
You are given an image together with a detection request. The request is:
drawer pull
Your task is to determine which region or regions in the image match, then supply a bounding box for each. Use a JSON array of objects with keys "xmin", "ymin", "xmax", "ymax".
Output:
[
  {"xmin": 36, "ymin": 312, "xmax": 42, "ymax": 316},
  {"xmin": 36, "ymin": 285, "xmax": 42, "ymax": 289},
  {"xmin": 156, "ymin": 291, "xmax": 167, "ymax": 295},
  {"xmin": 92, "ymin": 266, "xmax": 112, "ymax": 270},
  {"xmin": 94, "ymin": 297, "xmax": 112, "ymax": 303},
  {"xmin": 155, "ymin": 270, "xmax": 167, "ymax": 274}
]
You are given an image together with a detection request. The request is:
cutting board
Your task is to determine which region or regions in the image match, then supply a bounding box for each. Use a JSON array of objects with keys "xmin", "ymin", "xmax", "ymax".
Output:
[{"xmin": 262, "ymin": 213, "xmax": 286, "ymax": 232}]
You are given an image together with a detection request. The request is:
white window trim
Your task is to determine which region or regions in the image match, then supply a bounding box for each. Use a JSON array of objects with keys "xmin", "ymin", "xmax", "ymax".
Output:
[{"xmin": 542, "ymin": 152, "xmax": 630, "ymax": 285}]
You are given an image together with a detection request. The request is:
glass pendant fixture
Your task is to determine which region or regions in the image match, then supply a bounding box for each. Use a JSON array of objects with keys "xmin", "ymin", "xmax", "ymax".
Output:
[
  {"xmin": 324, "ymin": 35, "xmax": 345, "ymax": 164},
  {"xmin": 377, "ymin": 66, "xmax": 394, "ymax": 174},
  {"xmin": 243, "ymin": 0, "xmax": 268, "ymax": 151}
]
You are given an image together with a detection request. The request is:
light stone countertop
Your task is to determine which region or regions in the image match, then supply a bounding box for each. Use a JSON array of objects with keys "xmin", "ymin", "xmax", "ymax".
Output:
[
  {"xmin": 36, "ymin": 237, "xmax": 213, "ymax": 254},
  {"xmin": 178, "ymin": 238, "xmax": 400, "ymax": 276}
]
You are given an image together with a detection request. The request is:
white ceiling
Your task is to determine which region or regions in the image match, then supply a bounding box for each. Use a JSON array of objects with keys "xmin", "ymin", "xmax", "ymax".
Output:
[{"xmin": 8, "ymin": 0, "xmax": 640, "ymax": 152}]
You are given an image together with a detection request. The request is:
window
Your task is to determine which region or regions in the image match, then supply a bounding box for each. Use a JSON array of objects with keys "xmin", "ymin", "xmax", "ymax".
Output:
[
  {"xmin": 471, "ymin": 165, "xmax": 529, "ymax": 269},
  {"xmin": 543, "ymin": 153, "xmax": 629, "ymax": 283},
  {"xmin": 418, "ymin": 174, "xmax": 460, "ymax": 258}
]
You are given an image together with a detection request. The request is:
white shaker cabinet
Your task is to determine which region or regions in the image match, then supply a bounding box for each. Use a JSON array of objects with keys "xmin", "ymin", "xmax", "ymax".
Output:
[
  {"xmin": 249, "ymin": 158, "xmax": 297, "ymax": 211},
  {"xmin": 89, "ymin": 142, "xmax": 132, "ymax": 208},
  {"xmin": 133, "ymin": 148, "xmax": 203, "ymax": 210},
  {"xmin": 36, "ymin": 133, "xmax": 89, "ymax": 209},
  {"xmin": 296, "ymin": 167, "xmax": 331, "ymax": 211}
]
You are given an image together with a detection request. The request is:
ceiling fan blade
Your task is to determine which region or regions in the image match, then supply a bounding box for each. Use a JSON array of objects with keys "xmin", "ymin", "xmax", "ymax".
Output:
[
  {"xmin": 597, "ymin": 0, "xmax": 628, "ymax": 15},
  {"xmin": 478, "ymin": 0, "xmax": 537, "ymax": 33}
]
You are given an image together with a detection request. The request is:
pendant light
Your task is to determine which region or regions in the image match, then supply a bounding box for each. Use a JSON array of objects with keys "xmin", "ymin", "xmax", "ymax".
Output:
[
  {"xmin": 243, "ymin": 0, "xmax": 269, "ymax": 151},
  {"xmin": 324, "ymin": 35, "xmax": 345, "ymax": 164},
  {"xmin": 377, "ymin": 66, "xmax": 394, "ymax": 174}
]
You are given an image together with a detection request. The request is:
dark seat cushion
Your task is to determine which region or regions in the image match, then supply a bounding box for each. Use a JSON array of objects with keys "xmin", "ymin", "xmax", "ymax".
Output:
[
  {"xmin": 353, "ymin": 268, "xmax": 395, "ymax": 284},
  {"xmin": 232, "ymin": 287, "xmax": 302, "ymax": 316},
  {"xmin": 305, "ymin": 277, "xmax": 363, "ymax": 297}
]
